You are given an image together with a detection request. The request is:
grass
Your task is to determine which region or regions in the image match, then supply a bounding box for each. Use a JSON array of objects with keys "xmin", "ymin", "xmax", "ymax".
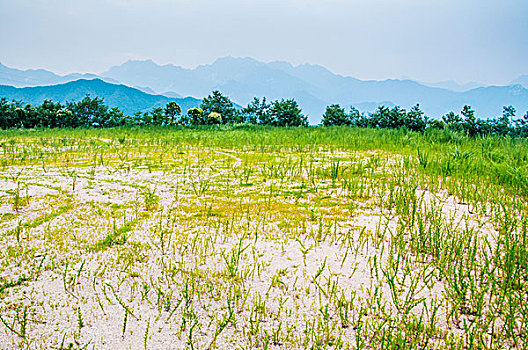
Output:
[{"xmin": 0, "ymin": 125, "xmax": 526, "ymax": 348}]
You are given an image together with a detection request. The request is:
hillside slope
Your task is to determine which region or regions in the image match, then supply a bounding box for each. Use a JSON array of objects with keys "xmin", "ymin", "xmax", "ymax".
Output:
[{"xmin": 0, "ymin": 79, "xmax": 201, "ymax": 115}]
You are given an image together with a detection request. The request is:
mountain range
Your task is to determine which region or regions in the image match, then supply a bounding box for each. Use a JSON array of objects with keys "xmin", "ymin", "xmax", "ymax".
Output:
[
  {"xmin": 417, "ymin": 80, "xmax": 483, "ymax": 92},
  {"xmin": 0, "ymin": 79, "xmax": 201, "ymax": 116},
  {"xmin": 1, "ymin": 58, "xmax": 527, "ymax": 124}
]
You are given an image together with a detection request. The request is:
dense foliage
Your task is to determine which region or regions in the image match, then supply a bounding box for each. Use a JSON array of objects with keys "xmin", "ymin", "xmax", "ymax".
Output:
[
  {"xmin": 321, "ymin": 103, "xmax": 528, "ymax": 138},
  {"xmin": 1, "ymin": 91, "xmax": 527, "ymax": 137}
]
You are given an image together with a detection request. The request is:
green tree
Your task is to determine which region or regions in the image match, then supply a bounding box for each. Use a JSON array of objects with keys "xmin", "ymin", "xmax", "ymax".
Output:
[
  {"xmin": 517, "ymin": 111, "xmax": 528, "ymax": 137},
  {"xmin": 387, "ymin": 106, "xmax": 406, "ymax": 129},
  {"xmin": 104, "ymin": 107, "xmax": 126, "ymax": 127},
  {"xmin": 132, "ymin": 111, "xmax": 145, "ymax": 125},
  {"xmin": 164, "ymin": 102, "xmax": 182, "ymax": 125},
  {"xmin": 321, "ymin": 104, "xmax": 350, "ymax": 126},
  {"xmin": 68, "ymin": 96, "xmax": 109, "ymax": 128},
  {"xmin": 36, "ymin": 100, "xmax": 65, "ymax": 128},
  {"xmin": 348, "ymin": 107, "xmax": 364, "ymax": 127},
  {"xmin": 242, "ymin": 97, "xmax": 271, "ymax": 125},
  {"xmin": 0, "ymin": 98, "xmax": 17, "ymax": 129},
  {"xmin": 442, "ymin": 111, "xmax": 463, "ymax": 132},
  {"xmin": 494, "ymin": 105, "xmax": 515, "ymax": 136},
  {"xmin": 150, "ymin": 107, "xmax": 165, "ymax": 126},
  {"xmin": 187, "ymin": 108, "xmax": 205, "ymax": 125},
  {"xmin": 461, "ymin": 105, "xmax": 478, "ymax": 135},
  {"xmin": 200, "ymin": 91, "xmax": 236, "ymax": 124},
  {"xmin": 370, "ymin": 106, "xmax": 391, "ymax": 128},
  {"xmin": 56, "ymin": 109, "xmax": 75, "ymax": 128},
  {"xmin": 206, "ymin": 112, "xmax": 222, "ymax": 125},
  {"xmin": 404, "ymin": 104, "xmax": 427, "ymax": 132},
  {"xmin": 19, "ymin": 104, "xmax": 38, "ymax": 128},
  {"xmin": 270, "ymin": 99, "xmax": 307, "ymax": 127}
]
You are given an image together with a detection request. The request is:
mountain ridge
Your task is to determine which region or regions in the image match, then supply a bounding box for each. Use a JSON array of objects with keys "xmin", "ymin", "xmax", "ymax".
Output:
[
  {"xmin": 0, "ymin": 78, "xmax": 201, "ymax": 115},
  {"xmin": 0, "ymin": 62, "xmax": 120, "ymax": 87},
  {"xmin": 101, "ymin": 57, "xmax": 528, "ymax": 122},
  {"xmin": 1, "ymin": 58, "xmax": 527, "ymax": 123}
]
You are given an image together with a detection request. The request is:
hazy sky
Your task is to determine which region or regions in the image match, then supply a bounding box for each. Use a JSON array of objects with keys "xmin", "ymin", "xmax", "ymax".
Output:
[{"xmin": 1, "ymin": 0, "xmax": 526, "ymax": 84}]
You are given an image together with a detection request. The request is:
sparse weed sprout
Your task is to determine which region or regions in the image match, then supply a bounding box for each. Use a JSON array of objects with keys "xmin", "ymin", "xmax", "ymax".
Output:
[
  {"xmin": 142, "ymin": 188, "xmax": 159, "ymax": 212},
  {"xmin": 0, "ymin": 126, "xmax": 526, "ymax": 348}
]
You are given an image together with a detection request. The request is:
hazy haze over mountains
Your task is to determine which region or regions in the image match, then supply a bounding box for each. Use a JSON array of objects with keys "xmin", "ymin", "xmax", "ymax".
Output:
[
  {"xmin": 1, "ymin": 58, "xmax": 527, "ymax": 124},
  {"xmin": 0, "ymin": 62, "xmax": 120, "ymax": 88},
  {"xmin": 103, "ymin": 57, "xmax": 528, "ymax": 122},
  {"xmin": 2, "ymin": 0, "xmax": 525, "ymax": 85},
  {"xmin": 418, "ymin": 80, "xmax": 484, "ymax": 92}
]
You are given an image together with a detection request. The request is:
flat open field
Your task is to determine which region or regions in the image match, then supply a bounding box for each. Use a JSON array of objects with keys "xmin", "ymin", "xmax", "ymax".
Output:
[{"xmin": 0, "ymin": 126, "xmax": 527, "ymax": 349}]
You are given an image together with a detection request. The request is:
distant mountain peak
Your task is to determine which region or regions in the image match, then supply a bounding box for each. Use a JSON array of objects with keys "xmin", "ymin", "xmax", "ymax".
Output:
[
  {"xmin": 297, "ymin": 62, "xmax": 329, "ymax": 70},
  {"xmin": 511, "ymin": 75, "xmax": 528, "ymax": 89},
  {"xmin": 205, "ymin": 56, "xmax": 265, "ymax": 70},
  {"xmin": 124, "ymin": 58, "xmax": 156, "ymax": 64},
  {"xmin": 213, "ymin": 56, "xmax": 260, "ymax": 64},
  {"xmin": 508, "ymin": 84, "xmax": 525, "ymax": 95},
  {"xmin": 119, "ymin": 59, "xmax": 160, "ymax": 68}
]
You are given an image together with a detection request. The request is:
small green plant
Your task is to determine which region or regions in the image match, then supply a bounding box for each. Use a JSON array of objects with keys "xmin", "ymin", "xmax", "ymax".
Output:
[
  {"xmin": 10, "ymin": 182, "xmax": 30, "ymax": 211},
  {"xmin": 142, "ymin": 188, "xmax": 159, "ymax": 211},
  {"xmin": 77, "ymin": 307, "xmax": 84, "ymax": 331},
  {"xmin": 417, "ymin": 147, "xmax": 429, "ymax": 169},
  {"xmin": 0, "ymin": 306, "xmax": 28, "ymax": 340}
]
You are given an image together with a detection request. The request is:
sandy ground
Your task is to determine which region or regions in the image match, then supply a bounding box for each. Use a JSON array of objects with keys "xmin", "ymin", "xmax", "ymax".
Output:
[{"xmin": 0, "ymin": 146, "xmax": 502, "ymax": 349}]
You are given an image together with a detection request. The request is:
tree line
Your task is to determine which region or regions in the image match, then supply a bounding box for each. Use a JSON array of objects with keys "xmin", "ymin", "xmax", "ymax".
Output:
[
  {"xmin": 321, "ymin": 104, "xmax": 528, "ymax": 138},
  {"xmin": 1, "ymin": 90, "xmax": 528, "ymax": 137},
  {"xmin": 0, "ymin": 91, "xmax": 307, "ymax": 129}
]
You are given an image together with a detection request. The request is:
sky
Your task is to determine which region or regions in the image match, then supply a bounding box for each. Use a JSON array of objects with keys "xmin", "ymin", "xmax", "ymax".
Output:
[{"xmin": 1, "ymin": 0, "xmax": 526, "ymax": 85}]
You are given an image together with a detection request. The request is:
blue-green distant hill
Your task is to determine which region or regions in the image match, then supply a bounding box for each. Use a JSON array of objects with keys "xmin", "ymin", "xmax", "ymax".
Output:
[{"xmin": 0, "ymin": 79, "xmax": 201, "ymax": 115}]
